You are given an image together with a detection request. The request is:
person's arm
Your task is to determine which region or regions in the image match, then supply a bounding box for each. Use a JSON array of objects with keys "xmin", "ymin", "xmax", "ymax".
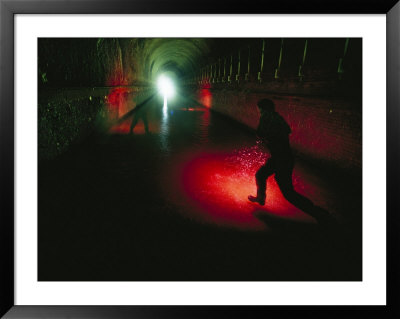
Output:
[{"xmin": 256, "ymin": 115, "xmax": 271, "ymax": 148}]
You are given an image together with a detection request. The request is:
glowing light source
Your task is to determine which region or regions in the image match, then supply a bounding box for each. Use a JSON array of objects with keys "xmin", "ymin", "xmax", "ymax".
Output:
[
  {"xmin": 157, "ymin": 75, "xmax": 175, "ymax": 98},
  {"xmin": 163, "ymin": 96, "xmax": 168, "ymax": 117}
]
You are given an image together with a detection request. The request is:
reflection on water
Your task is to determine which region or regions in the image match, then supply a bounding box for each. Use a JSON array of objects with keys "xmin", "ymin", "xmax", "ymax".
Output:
[
  {"xmin": 103, "ymin": 88, "xmax": 327, "ymax": 230},
  {"xmin": 198, "ymin": 104, "xmax": 210, "ymax": 143},
  {"xmin": 108, "ymin": 88, "xmax": 215, "ymax": 147},
  {"xmin": 160, "ymin": 96, "xmax": 170, "ymax": 153},
  {"xmin": 163, "ymin": 96, "xmax": 168, "ymax": 117}
]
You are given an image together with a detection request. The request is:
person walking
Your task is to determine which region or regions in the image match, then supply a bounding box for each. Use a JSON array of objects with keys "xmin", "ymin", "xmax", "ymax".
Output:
[{"xmin": 248, "ymin": 98, "xmax": 333, "ymax": 224}]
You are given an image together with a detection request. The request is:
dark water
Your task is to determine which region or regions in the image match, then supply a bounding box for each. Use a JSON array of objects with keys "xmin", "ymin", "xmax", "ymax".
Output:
[{"xmin": 38, "ymin": 93, "xmax": 362, "ymax": 281}]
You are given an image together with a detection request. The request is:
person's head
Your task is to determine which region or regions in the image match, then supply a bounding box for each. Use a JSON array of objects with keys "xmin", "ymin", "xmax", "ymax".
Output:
[{"xmin": 257, "ymin": 99, "xmax": 275, "ymax": 114}]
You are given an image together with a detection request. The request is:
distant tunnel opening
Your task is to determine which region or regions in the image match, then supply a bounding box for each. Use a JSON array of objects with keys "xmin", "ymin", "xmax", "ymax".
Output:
[{"xmin": 38, "ymin": 38, "xmax": 361, "ymax": 172}]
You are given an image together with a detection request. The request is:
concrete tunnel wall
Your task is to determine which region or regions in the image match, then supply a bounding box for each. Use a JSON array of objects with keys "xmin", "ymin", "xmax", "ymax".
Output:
[
  {"xmin": 196, "ymin": 88, "xmax": 361, "ymax": 172},
  {"xmin": 38, "ymin": 38, "xmax": 208, "ymax": 160},
  {"xmin": 38, "ymin": 86, "xmax": 153, "ymax": 160},
  {"xmin": 191, "ymin": 38, "xmax": 362, "ymax": 173}
]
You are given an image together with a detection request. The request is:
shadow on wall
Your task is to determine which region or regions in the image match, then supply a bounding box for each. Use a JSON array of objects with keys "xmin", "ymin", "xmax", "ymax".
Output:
[{"xmin": 195, "ymin": 88, "xmax": 361, "ymax": 172}]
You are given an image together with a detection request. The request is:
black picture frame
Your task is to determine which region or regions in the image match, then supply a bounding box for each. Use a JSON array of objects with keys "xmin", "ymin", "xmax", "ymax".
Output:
[{"xmin": 1, "ymin": 0, "xmax": 399, "ymax": 318}]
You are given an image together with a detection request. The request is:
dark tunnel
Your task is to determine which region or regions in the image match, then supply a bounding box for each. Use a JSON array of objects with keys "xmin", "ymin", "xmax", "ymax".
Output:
[{"xmin": 38, "ymin": 38, "xmax": 362, "ymax": 281}]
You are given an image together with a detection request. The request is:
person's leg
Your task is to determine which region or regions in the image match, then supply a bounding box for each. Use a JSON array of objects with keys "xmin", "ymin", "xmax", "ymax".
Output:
[
  {"xmin": 130, "ymin": 114, "xmax": 138, "ymax": 133},
  {"xmin": 275, "ymin": 164, "xmax": 333, "ymax": 223},
  {"xmin": 276, "ymin": 170, "xmax": 315, "ymax": 214},
  {"xmin": 248, "ymin": 158, "xmax": 275, "ymax": 205},
  {"xmin": 142, "ymin": 112, "xmax": 149, "ymax": 133}
]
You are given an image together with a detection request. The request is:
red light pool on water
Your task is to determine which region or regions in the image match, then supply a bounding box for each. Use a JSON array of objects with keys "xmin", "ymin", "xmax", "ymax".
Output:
[{"xmin": 164, "ymin": 147, "xmax": 317, "ymax": 231}]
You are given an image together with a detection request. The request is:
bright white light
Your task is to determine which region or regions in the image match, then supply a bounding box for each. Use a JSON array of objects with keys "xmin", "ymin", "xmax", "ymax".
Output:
[
  {"xmin": 163, "ymin": 96, "xmax": 168, "ymax": 117},
  {"xmin": 157, "ymin": 75, "xmax": 174, "ymax": 98}
]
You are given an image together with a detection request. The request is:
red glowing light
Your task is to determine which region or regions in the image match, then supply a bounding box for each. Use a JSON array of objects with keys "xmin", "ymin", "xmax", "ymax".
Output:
[
  {"xmin": 163, "ymin": 147, "xmax": 317, "ymax": 231},
  {"xmin": 106, "ymin": 62, "xmax": 129, "ymax": 87},
  {"xmin": 199, "ymin": 88, "xmax": 212, "ymax": 108},
  {"xmin": 106, "ymin": 87, "xmax": 151, "ymax": 134}
]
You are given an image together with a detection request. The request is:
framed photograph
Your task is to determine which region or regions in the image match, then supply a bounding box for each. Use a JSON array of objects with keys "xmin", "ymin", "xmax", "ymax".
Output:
[{"xmin": 1, "ymin": 0, "xmax": 399, "ymax": 318}]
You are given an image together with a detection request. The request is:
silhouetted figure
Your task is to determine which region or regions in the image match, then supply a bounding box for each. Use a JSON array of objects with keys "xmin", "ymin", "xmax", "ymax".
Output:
[
  {"xmin": 248, "ymin": 99, "xmax": 333, "ymax": 224},
  {"xmin": 130, "ymin": 105, "xmax": 149, "ymax": 134}
]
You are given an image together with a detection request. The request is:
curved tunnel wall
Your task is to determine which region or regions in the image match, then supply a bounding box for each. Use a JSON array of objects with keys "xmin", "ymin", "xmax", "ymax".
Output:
[
  {"xmin": 38, "ymin": 38, "xmax": 212, "ymax": 159},
  {"xmin": 193, "ymin": 38, "xmax": 362, "ymax": 172},
  {"xmin": 197, "ymin": 89, "xmax": 361, "ymax": 172},
  {"xmin": 38, "ymin": 38, "xmax": 209, "ymax": 87},
  {"xmin": 38, "ymin": 38, "xmax": 362, "ymax": 171}
]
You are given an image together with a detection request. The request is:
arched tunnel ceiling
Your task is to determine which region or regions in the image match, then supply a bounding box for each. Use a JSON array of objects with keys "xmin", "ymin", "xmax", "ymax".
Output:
[
  {"xmin": 38, "ymin": 38, "xmax": 239, "ymax": 87},
  {"xmin": 140, "ymin": 38, "xmax": 210, "ymax": 81},
  {"xmin": 38, "ymin": 38, "xmax": 361, "ymax": 89}
]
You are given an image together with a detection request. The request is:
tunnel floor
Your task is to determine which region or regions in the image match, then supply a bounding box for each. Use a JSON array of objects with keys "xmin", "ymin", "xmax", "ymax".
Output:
[{"xmin": 39, "ymin": 97, "xmax": 362, "ymax": 281}]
